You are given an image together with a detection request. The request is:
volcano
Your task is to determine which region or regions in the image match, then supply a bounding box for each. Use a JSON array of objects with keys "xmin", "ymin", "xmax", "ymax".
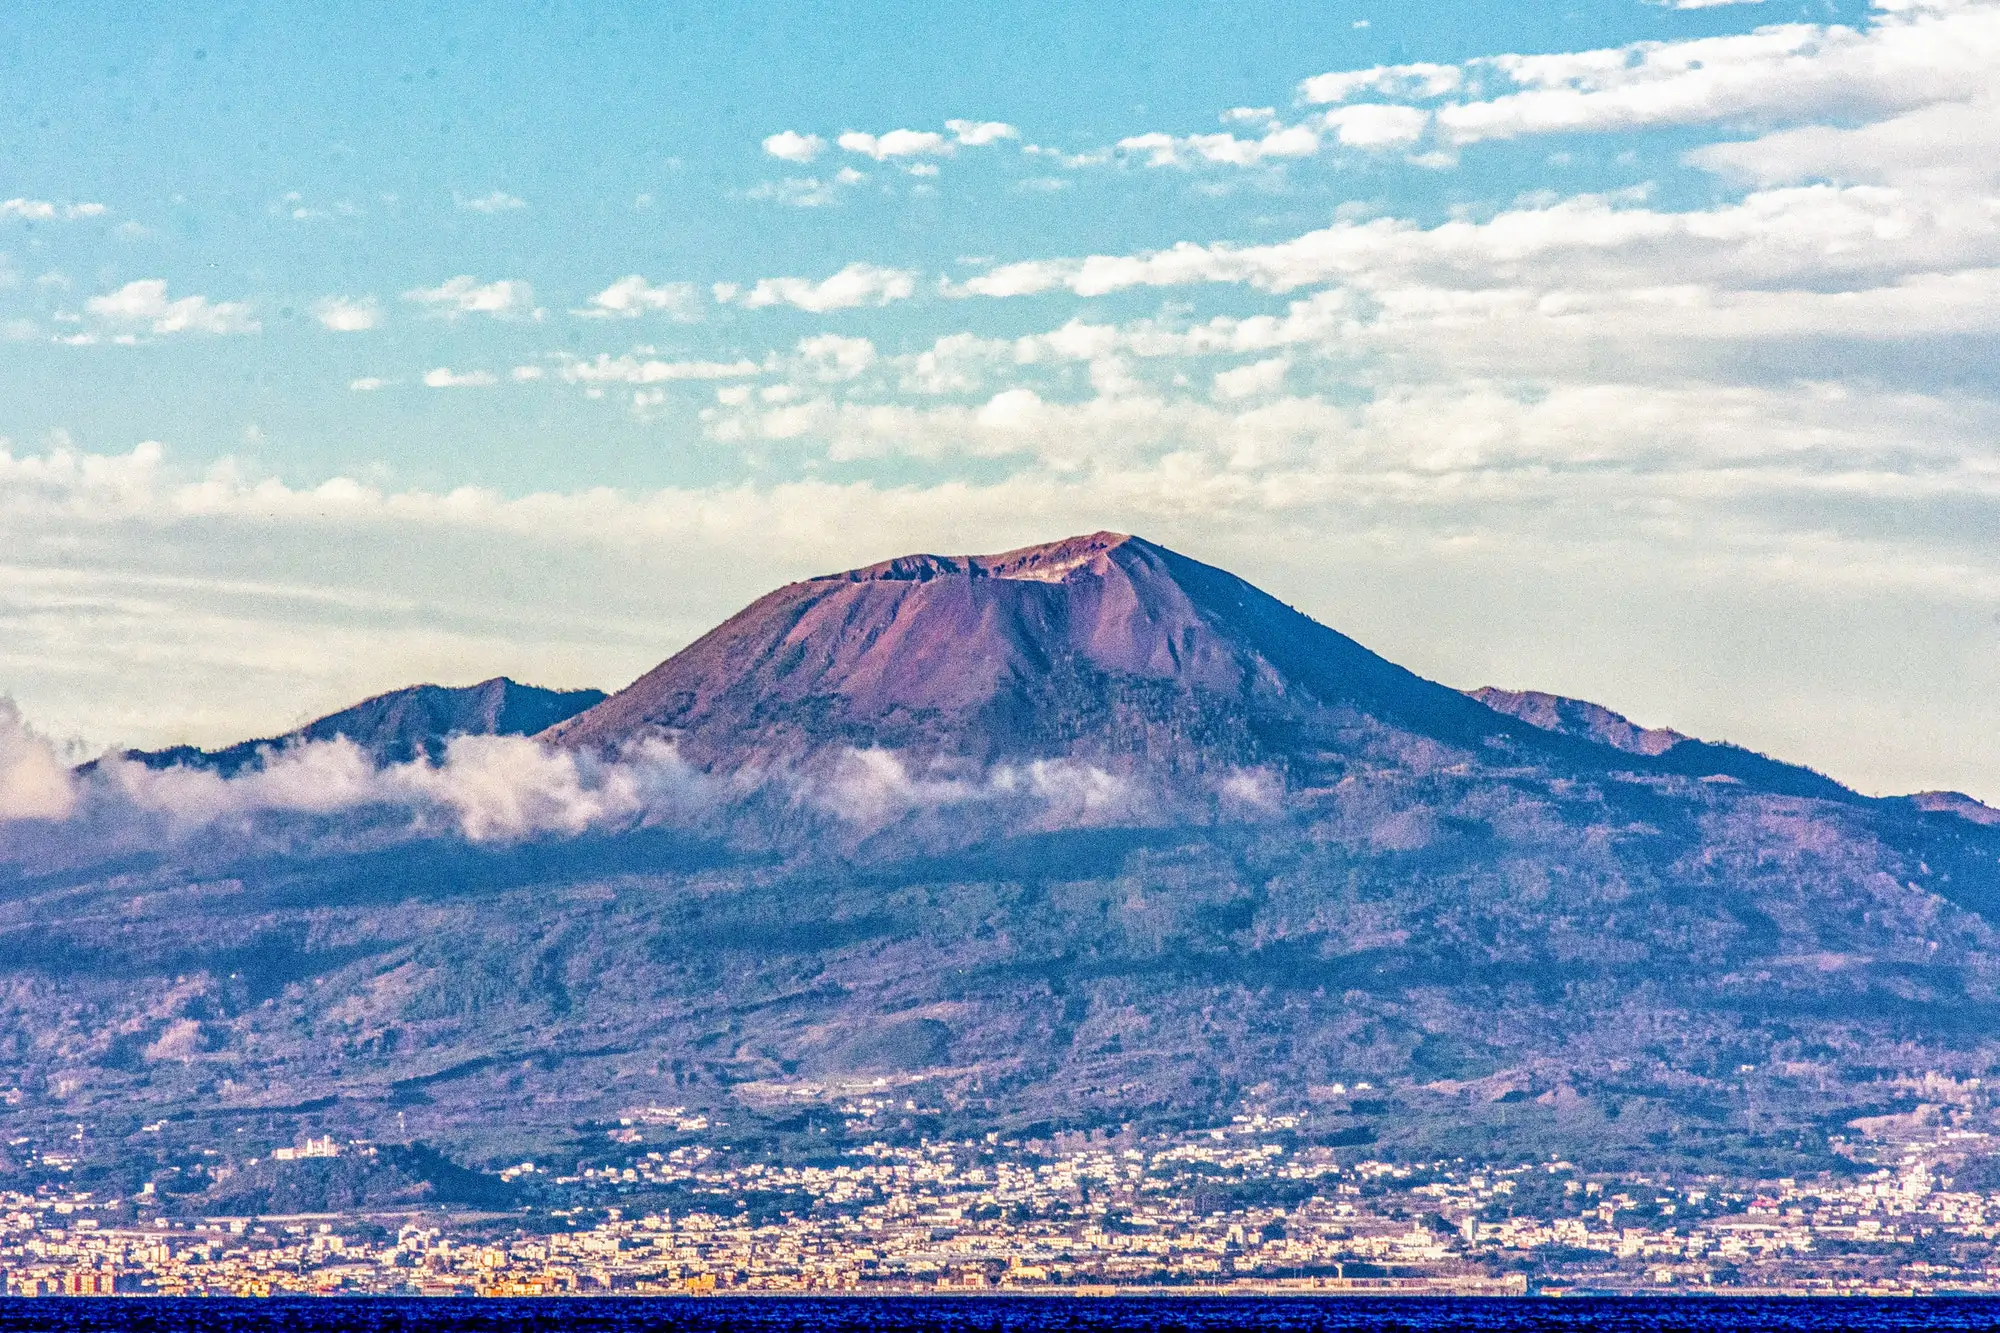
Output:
[
  {"xmin": 546, "ymin": 531, "xmax": 1528, "ymax": 773},
  {"xmin": 5, "ymin": 531, "xmax": 2000, "ymax": 1181},
  {"xmin": 545, "ymin": 530, "xmax": 1852, "ymax": 803}
]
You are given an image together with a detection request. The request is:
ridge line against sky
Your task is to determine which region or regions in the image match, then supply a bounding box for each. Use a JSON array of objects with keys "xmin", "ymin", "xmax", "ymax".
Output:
[{"xmin": 0, "ymin": 0, "xmax": 1995, "ymax": 803}]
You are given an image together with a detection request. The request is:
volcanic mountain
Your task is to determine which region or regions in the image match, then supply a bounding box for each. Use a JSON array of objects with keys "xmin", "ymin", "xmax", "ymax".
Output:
[
  {"xmin": 544, "ymin": 531, "xmax": 1852, "ymax": 804},
  {"xmin": 546, "ymin": 531, "xmax": 1527, "ymax": 772},
  {"xmin": 107, "ymin": 676, "xmax": 605, "ymax": 775},
  {"xmin": 5, "ymin": 531, "xmax": 2000, "ymax": 1191}
]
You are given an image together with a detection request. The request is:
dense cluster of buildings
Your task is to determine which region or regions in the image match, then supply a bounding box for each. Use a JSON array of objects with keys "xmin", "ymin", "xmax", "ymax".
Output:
[{"xmin": 6, "ymin": 1105, "xmax": 2000, "ymax": 1297}]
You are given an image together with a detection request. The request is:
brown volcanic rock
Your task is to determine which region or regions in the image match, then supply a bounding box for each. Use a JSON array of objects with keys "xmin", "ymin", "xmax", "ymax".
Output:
[{"xmin": 543, "ymin": 531, "xmax": 1533, "ymax": 775}]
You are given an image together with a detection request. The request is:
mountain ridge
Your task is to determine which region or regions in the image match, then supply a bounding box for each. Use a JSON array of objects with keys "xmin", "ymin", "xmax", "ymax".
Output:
[{"xmin": 98, "ymin": 676, "xmax": 605, "ymax": 776}]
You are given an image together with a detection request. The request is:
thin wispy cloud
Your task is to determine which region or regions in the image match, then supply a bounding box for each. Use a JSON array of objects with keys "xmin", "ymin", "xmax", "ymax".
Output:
[
  {"xmin": 455, "ymin": 189, "xmax": 527, "ymax": 212},
  {"xmin": 423, "ymin": 366, "xmax": 499, "ymax": 387}
]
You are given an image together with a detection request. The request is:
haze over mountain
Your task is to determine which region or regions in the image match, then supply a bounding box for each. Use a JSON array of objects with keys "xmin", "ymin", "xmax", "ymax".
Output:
[{"xmin": 3, "ymin": 533, "xmax": 1999, "ymax": 1195}]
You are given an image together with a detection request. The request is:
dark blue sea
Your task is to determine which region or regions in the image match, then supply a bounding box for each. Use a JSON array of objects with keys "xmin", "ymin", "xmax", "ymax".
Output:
[{"xmin": 4, "ymin": 1299, "xmax": 2000, "ymax": 1332}]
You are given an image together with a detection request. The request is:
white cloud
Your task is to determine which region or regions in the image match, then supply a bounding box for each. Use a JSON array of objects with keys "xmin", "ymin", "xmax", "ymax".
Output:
[
  {"xmin": 556, "ymin": 352, "xmax": 761, "ymax": 384},
  {"xmin": 1117, "ymin": 123, "xmax": 1323, "ymax": 168},
  {"xmin": 772, "ymin": 121, "xmax": 1017, "ymax": 171},
  {"xmin": 1286, "ymin": 5, "xmax": 2000, "ymax": 154},
  {"xmin": 1, "ymin": 198, "xmax": 107, "ymax": 221},
  {"xmin": 404, "ymin": 276, "xmax": 538, "ymax": 320},
  {"xmin": 945, "ymin": 119, "xmax": 1020, "ymax": 146},
  {"xmin": 577, "ymin": 275, "xmax": 703, "ymax": 320},
  {"xmin": 1298, "ymin": 62, "xmax": 1463, "ymax": 104},
  {"xmin": 313, "ymin": 296, "xmax": 380, "ymax": 332},
  {"xmin": 728, "ymin": 261, "xmax": 918, "ymax": 312},
  {"xmin": 0, "ymin": 698, "xmax": 75, "ymax": 820},
  {"xmin": 812, "ymin": 748, "xmax": 1141, "ymax": 831},
  {"xmin": 796, "ymin": 333, "xmax": 877, "ymax": 380},
  {"xmin": 1438, "ymin": 6, "xmax": 2000, "ymax": 145},
  {"xmin": 1323, "ymin": 104, "xmax": 1431, "ymax": 147},
  {"xmin": 455, "ymin": 190, "xmax": 526, "ymax": 213},
  {"xmin": 80, "ymin": 733, "xmax": 714, "ymax": 844},
  {"xmin": 763, "ymin": 130, "xmax": 826, "ymax": 162},
  {"xmin": 348, "ymin": 376, "xmax": 391, "ymax": 392},
  {"xmin": 748, "ymin": 175, "xmax": 861, "ymax": 208},
  {"xmin": 1690, "ymin": 94, "xmax": 2000, "ymax": 188},
  {"xmin": 954, "ymin": 182, "xmax": 2000, "ymax": 301},
  {"xmin": 838, "ymin": 128, "xmax": 951, "ymax": 160},
  {"xmin": 423, "ymin": 367, "xmax": 499, "ymax": 388},
  {"xmin": 1212, "ymin": 356, "xmax": 1291, "ymax": 400},
  {"xmin": 511, "ymin": 365, "xmax": 546, "ymax": 382},
  {"xmin": 84, "ymin": 279, "xmax": 258, "ymax": 335}
]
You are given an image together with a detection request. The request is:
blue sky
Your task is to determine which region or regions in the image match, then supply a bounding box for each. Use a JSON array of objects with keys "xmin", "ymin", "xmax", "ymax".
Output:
[{"xmin": 2, "ymin": 0, "xmax": 1996, "ymax": 801}]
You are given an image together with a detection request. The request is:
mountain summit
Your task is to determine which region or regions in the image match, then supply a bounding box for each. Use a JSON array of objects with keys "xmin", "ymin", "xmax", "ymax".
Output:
[{"xmin": 545, "ymin": 531, "xmax": 1540, "ymax": 775}]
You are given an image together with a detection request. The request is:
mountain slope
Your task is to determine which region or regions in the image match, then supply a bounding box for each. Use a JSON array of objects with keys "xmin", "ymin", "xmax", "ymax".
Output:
[
  {"xmin": 109, "ymin": 677, "xmax": 606, "ymax": 775},
  {"xmin": 547, "ymin": 533, "xmax": 1684, "ymax": 787},
  {"xmin": 1468, "ymin": 685, "xmax": 1855, "ymax": 802},
  {"xmin": 4, "ymin": 533, "xmax": 2000, "ymax": 1178}
]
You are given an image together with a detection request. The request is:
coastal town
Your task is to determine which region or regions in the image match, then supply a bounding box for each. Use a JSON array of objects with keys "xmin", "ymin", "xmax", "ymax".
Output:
[{"xmin": 9, "ymin": 1084, "xmax": 2000, "ymax": 1298}]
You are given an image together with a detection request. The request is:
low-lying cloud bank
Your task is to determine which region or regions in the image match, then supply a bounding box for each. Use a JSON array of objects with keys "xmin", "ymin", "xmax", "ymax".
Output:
[{"xmin": 0, "ymin": 702, "xmax": 1284, "ymax": 858}]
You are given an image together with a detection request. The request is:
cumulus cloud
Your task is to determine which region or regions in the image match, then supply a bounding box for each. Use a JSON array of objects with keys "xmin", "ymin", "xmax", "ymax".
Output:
[
  {"xmin": 945, "ymin": 119, "xmax": 1020, "ymax": 146},
  {"xmin": 1211, "ymin": 355, "xmax": 1291, "ymax": 400},
  {"xmin": 1438, "ymin": 5, "xmax": 2000, "ymax": 145},
  {"xmin": 5, "ymin": 723, "xmax": 1194, "ymax": 853},
  {"xmin": 84, "ymin": 279, "xmax": 258, "ymax": 335},
  {"xmin": 1117, "ymin": 123, "xmax": 1323, "ymax": 168},
  {"xmin": 454, "ymin": 190, "xmax": 526, "ymax": 213},
  {"xmin": 1, "ymin": 198, "xmax": 107, "ymax": 221},
  {"xmin": 1690, "ymin": 94, "xmax": 2000, "ymax": 188},
  {"xmin": 404, "ymin": 276, "xmax": 538, "ymax": 320},
  {"xmin": 723, "ymin": 261, "xmax": 918, "ymax": 312},
  {"xmin": 837, "ymin": 128, "xmax": 950, "ymax": 160},
  {"xmin": 423, "ymin": 367, "xmax": 499, "ymax": 388},
  {"xmin": 796, "ymin": 333, "xmax": 877, "ymax": 380},
  {"xmin": 1298, "ymin": 62, "xmax": 1463, "ymax": 104},
  {"xmin": 1285, "ymin": 4, "xmax": 2000, "ymax": 153},
  {"xmin": 313, "ymin": 296, "xmax": 380, "ymax": 332},
  {"xmin": 578, "ymin": 275, "xmax": 704, "ymax": 320},
  {"xmin": 348, "ymin": 376, "xmax": 391, "ymax": 392},
  {"xmin": 832, "ymin": 121, "xmax": 1019, "ymax": 161},
  {"xmin": 67, "ymin": 734, "xmax": 718, "ymax": 845},
  {"xmin": 0, "ymin": 699, "xmax": 75, "ymax": 821},
  {"xmin": 1322, "ymin": 104, "xmax": 1430, "ymax": 147},
  {"xmin": 763, "ymin": 130, "xmax": 826, "ymax": 162}
]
